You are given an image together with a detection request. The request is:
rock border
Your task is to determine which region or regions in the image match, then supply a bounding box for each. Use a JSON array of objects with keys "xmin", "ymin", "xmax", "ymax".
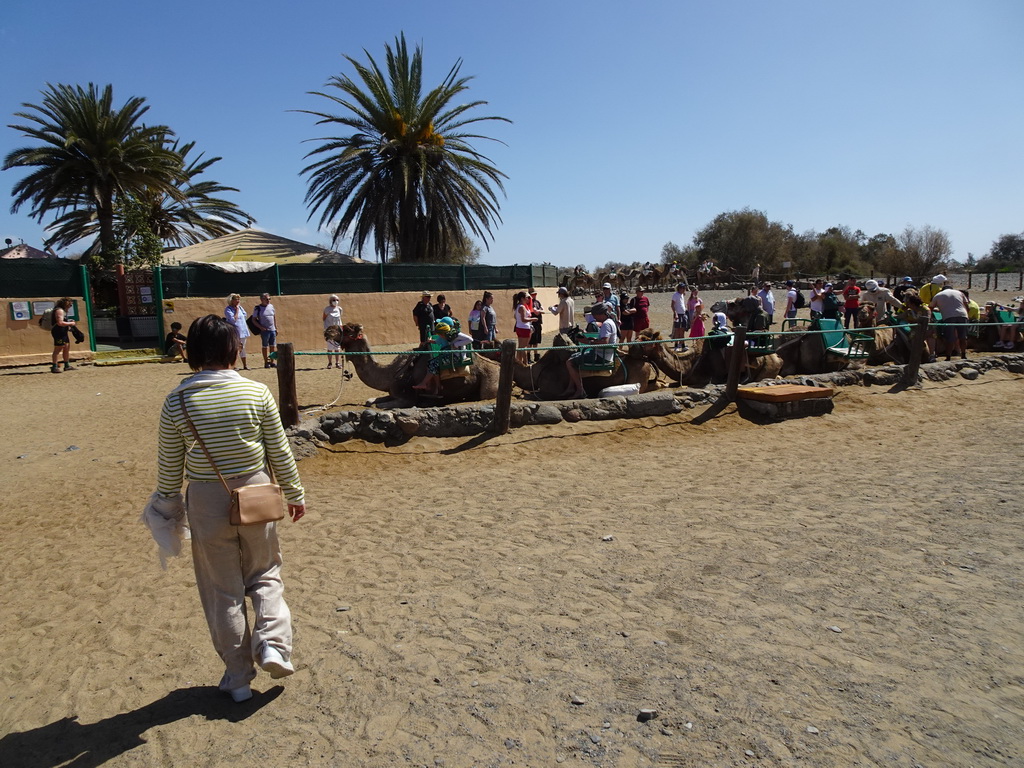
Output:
[{"xmin": 288, "ymin": 354, "xmax": 1024, "ymax": 449}]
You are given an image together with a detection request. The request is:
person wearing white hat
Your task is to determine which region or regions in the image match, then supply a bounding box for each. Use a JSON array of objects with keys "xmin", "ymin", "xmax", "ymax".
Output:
[
  {"xmin": 862, "ymin": 279, "xmax": 903, "ymax": 327},
  {"xmin": 918, "ymin": 274, "xmax": 947, "ymax": 306},
  {"xmin": 601, "ymin": 282, "xmax": 620, "ymax": 323},
  {"xmin": 550, "ymin": 286, "xmax": 576, "ymax": 333}
]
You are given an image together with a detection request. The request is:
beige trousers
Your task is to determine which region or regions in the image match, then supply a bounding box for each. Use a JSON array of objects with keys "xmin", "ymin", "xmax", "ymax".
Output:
[{"xmin": 186, "ymin": 470, "xmax": 292, "ymax": 691}]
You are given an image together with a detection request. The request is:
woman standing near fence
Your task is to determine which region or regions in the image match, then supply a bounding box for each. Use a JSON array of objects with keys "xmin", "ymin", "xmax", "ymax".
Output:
[
  {"xmin": 322, "ymin": 295, "xmax": 343, "ymax": 368},
  {"xmin": 224, "ymin": 294, "xmax": 250, "ymax": 370}
]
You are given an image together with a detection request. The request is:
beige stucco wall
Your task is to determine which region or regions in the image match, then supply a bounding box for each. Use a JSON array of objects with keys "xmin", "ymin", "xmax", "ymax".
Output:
[
  {"xmin": 161, "ymin": 287, "xmax": 562, "ymax": 353},
  {"xmin": 0, "ymin": 296, "xmax": 91, "ymax": 366},
  {"xmin": 1, "ymin": 287, "xmax": 562, "ymax": 367}
]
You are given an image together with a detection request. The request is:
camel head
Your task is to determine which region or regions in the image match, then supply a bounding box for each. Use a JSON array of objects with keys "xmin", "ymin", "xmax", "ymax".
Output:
[{"xmin": 334, "ymin": 322, "xmax": 370, "ymax": 351}]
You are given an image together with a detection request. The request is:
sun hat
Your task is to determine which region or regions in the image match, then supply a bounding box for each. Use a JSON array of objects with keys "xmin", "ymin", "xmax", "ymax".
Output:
[
  {"xmin": 865, "ymin": 279, "xmax": 879, "ymax": 291},
  {"xmin": 602, "ymin": 282, "xmax": 612, "ymax": 289},
  {"xmin": 931, "ymin": 274, "xmax": 947, "ymax": 285},
  {"xmin": 421, "ymin": 290, "xmax": 432, "ymax": 297},
  {"xmin": 528, "ymin": 287, "xmax": 537, "ymax": 295}
]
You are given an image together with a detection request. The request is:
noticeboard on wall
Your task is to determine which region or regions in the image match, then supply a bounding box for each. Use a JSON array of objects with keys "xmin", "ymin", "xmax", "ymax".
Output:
[{"xmin": 9, "ymin": 301, "xmax": 32, "ymax": 321}]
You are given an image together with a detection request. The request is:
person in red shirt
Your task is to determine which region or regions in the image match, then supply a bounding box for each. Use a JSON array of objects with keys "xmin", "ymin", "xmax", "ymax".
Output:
[{"xmin": 842, "ymin": 277, "xmax": 862, "ymax": 328}]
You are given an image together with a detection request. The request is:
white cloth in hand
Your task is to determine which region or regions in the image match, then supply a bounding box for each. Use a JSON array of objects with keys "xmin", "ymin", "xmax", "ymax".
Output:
[{"xmin": 141, "ymin": 492, "xmax": 191, "ymax": 569}]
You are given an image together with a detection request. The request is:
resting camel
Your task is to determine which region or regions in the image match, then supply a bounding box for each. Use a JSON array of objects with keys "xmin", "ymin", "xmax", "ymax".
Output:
[
  {"xmin": 629, "ymin": 328, "xmax": 782, "ymax": 387},
  {"xmin": 325, "ymin": 323, "xmax": 500, "ymax": 407}
]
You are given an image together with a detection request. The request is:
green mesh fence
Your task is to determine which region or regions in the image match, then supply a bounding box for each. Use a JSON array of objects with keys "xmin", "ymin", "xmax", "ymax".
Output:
[
  {"xmin": 0, "ymin": 259, "xmax": 83, "ymax": 297},
  {"xmin": 159, "ymin": 262, "xmax": 557, "ymax": 298},
  {"xmin": 0, "ymin": 260, "xmax": 556, "ymax": 301}
]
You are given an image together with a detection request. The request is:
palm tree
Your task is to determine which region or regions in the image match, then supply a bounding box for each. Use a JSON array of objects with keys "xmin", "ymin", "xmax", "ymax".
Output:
[
  {"xmin": 301, "ymin": 34, "xmax": 510, "ymax": 263},
  {"xmin": 45, "ymin": 139, "xmax": 252, "ymax": 250},
  {"xmin": 3, "ymin": 82, "xmax": 183, "ymax": 264}
]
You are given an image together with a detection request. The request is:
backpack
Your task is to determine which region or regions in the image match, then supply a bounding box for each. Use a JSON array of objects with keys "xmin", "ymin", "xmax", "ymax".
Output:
[
  {"xmin": 823, "ymin": 291, "xmax": 842, "ymax": 314},
  {"xmin": 246, "ymin": 306, "xmax": 262, "ymax": 335},
  {"xmin": 38, "ymin": 308, "xmax": 55, "ymax": 329},
  {"xmin": 794, "ymin": 290, "xmax": 806, "ymax": 309}
]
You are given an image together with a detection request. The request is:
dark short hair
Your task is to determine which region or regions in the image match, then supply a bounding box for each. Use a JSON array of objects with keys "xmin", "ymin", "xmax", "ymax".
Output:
[
  {"xmin": 187, "ymin": 314, "xmax": 239, "ymax": 372},
  {"xmin": 170, "ymin": 322, "xmax": 182, "ymax": 331}
]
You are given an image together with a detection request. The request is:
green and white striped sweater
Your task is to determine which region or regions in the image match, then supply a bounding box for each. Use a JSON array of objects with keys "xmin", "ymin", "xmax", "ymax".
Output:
[{"xmin": 158, "ymin": 372, "xmax": 304, "ymax": 505}]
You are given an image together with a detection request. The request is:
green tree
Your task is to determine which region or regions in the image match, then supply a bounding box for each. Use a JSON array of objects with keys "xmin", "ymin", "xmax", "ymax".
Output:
[
  {"xmin": 45, "ymin": 139, "xmax": 251, "ymax": 251},
  {"xmin": 301, "ymin": 33, "xmax": 510, "ymax": 263},
  {"xmin": 108, "ymin": 193, "xmax": 164, "ymax": 268},
  {"xmin": 978, "ymin": 233, "xmax": 1024, "ymax": 272},
  {"xmin": 3, "ymin": 83, "xmax": 183, "ymax": 266},
  {"xmin": 816, "ymin": 225, "xmax": 862, "ymax": 275},
  {"xmin": 692, "ymin": 208, "xmax": 792, "ymax": 273},
  {"xmin": 885, "ymin": 225, "xmax": 951, "ymax": 277}
]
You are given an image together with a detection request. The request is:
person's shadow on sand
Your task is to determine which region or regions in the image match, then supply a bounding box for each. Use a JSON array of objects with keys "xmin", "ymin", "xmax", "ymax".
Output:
[{"xmin": 0, "ymin": 685, "xmax": 283, "ymax": 768}]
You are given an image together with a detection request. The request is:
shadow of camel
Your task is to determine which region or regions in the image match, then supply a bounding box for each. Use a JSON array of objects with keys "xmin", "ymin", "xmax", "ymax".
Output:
[{"xmin": 0, "ymin": 685, "xmax": 283, "ymax": 768}]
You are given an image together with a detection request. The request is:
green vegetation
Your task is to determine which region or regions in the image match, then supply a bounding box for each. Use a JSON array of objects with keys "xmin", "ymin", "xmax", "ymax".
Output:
[
  {"xmin": 4, "ymin": 83, "xmax": 250, "ymax": 269},
  {"xmin": 300, "ymin": 33, "xmax": 510, "ymax": 264}
]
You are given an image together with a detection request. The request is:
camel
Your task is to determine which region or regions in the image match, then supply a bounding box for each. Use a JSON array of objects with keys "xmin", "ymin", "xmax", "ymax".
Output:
[
  {"xmin": 325, "ymin": 323, "xmax": 501, "ymax": 407},
  {"xmin": 637, "ymin": 265, "xmax": 666, "ymax": 291},
  {"xmin": 694, "ymin": 265, "xmax": 738, "ymax": 290},
  {"xmin": 630, "ymin": 328, "xmax": 782, "ymax": 386}
]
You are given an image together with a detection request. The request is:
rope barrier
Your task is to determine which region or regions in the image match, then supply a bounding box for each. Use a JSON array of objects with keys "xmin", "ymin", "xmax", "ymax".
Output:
[{"xmin": 296, "ymin": 318, "xmax": 1020, "ymax": 356}]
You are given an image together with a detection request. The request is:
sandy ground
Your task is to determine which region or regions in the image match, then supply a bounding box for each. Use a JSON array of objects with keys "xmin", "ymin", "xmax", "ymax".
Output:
[{"xmin": 1, "ymin": 303, "xmax": 1024, "ymax": 767}]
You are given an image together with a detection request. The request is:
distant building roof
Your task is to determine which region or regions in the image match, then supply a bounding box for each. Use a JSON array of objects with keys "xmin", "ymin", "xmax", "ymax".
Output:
[
  {"xmin": 0, "ymin": 243, "xmax": 55, "ymax": 259},
  {"xmin": 161, "ymin": 229, "xmax": 368, "ymax": 266}
]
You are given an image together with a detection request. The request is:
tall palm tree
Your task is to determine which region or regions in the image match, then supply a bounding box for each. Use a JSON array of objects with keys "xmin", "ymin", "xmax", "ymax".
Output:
[
  {"xmin": 3, "ymin": 82, "xmax": 183, "ymax": 263},
  {"xmin": 45, "ymin": 139, "xmax": 252, "ymax": 250},
  {"xmin": 301, "ymin": 34, "xmax": 510, "ymax": 263}
]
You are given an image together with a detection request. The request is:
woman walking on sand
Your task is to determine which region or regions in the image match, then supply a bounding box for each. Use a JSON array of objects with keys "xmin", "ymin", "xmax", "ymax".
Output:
[{"xmin": 146, "ymin": 315, "xmax": 305, "ymax": 704}]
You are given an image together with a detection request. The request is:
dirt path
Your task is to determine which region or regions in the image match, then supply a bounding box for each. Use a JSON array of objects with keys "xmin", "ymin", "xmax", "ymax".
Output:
[{"xmin": 0, "ymin": 360, "xmax": 1022, "ymax": 767}]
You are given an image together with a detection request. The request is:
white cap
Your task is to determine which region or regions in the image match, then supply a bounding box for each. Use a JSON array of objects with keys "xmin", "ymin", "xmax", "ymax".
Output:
[
  {"xmin": 865, "ymin": 279, "xmax": 879, "ymax": 291},
  {"xmin": 602, "ymin": 282, "xmax": 612, "ymax": 289},
  {"xmin": 931, "ymin": 274, "xmax": 947, "ymax": 285}
]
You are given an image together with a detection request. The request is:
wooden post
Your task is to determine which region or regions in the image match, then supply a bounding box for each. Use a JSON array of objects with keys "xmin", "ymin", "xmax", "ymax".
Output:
[
  {"xmin": 968, "ymin": 271, "xmax": 972, "ymax": 289},
  {"xmin": 725, "ymin": 327, "xmax": 747, "ymax": 401},
  {"xmin": 1019, "ymin": 270, "xmax": 1023, "ymax": 291},
  {"xmin": 985, "ymin": 273, "xmax": 991, "ymax": 291},
  {"xmin": 276, "ymin": 343, "xmax": 300, "ymax": 428},
  {"xmin": 994, "ymin": 271, "xmax": 999, "ymax": 290},
  {"xmin": 903, "ymin": 315, "xmax": 930, "ymax": 387},
  {"xmin": 491, "ymin": 339, "xmax": 518, "ymax": 434}
]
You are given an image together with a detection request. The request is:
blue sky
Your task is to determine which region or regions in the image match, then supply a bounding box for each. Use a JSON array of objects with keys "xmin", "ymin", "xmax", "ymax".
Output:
[{"xmin": 1, "ymin": 0, "xmax": 1021, "ymax": 268}]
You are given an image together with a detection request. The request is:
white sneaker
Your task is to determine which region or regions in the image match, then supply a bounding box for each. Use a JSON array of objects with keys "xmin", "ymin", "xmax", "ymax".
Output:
[
  {"xmin": 259, "ymin": 645, "xmax": 295, "ymax": 679},
  {"xmin": 228, "ymin": 684, "xmax": 253, "ymax": 703}
]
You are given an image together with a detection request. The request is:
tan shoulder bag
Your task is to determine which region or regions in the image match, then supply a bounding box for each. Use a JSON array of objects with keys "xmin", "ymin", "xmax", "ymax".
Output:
[{"xmin": 178, "ymin": 391, "xmax": 285, "ymax": 525}]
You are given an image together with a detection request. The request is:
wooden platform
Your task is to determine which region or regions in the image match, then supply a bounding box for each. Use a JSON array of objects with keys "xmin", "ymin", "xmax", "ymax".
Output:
[{"xmin": 737, "ymin": 384, "xmax": 834, "ymax": 403}]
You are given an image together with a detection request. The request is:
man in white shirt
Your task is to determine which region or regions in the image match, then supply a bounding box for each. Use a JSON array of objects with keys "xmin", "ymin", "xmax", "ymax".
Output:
[
  {"xmin": 930, "ymin": 284, "xmax": 969, "ymax": 361},
  {"xmin": 254, "ymin": 293, "xmax": 278, "ymax": 368},
  {"xmin": 783, "ymin": 280, "xmax": 799, "ymax": 328},
  {"xmin": 550, "ymin": 286, "xmax": 576, "ymax": 333},
  {"xmin": 563, "ymin": 303, "xmax": 617, "ymax": 399},
  {"xmin": 670, "ymin": 282, "xmax": 688, "ymax": 351}
]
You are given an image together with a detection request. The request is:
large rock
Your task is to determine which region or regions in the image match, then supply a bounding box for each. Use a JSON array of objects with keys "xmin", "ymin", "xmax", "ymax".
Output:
[{"xmin": 624, "ymin": 390, "xmax": 681, "ymax": 418}]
